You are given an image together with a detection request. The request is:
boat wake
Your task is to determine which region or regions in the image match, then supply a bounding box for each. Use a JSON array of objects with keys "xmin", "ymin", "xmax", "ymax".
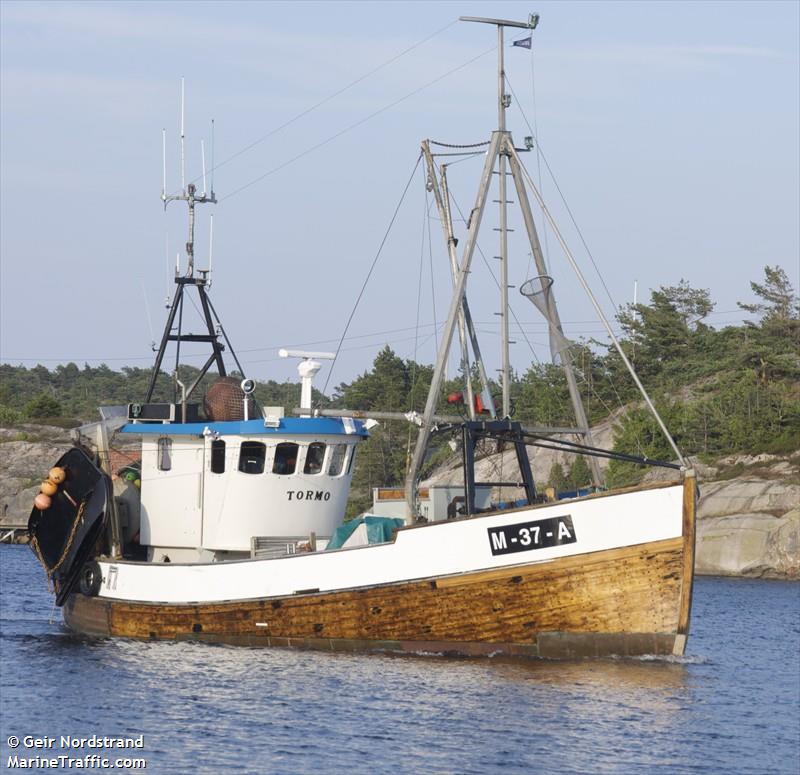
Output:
[{"xmin": 617, "ymin": 652, "xmax": 710, "ymax": 665}]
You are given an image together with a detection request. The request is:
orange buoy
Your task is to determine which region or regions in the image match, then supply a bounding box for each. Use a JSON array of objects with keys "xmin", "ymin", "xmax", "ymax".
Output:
[
  {"xmin": 34, "ymin": 492, "xmax": 52, "ymax": 510},
  {"xmin": 40, "ymin": 480, "xmax": 58, "ymax": 496},
  {"xmin": 48, "ymin": 467, "xmax": 66, "ymax": 484}
]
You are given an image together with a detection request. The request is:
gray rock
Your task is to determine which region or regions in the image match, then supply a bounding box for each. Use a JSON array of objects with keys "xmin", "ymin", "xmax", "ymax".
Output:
[
  {"xmin": 695, "ymin": 509, "xmax": 799, "ymax": 578},
  {"xmin": 0, "ymin": 436, "xmax": 71, "ymax": 526},
  {"xmin": 698, "ymin": 479, "xmax": 800, "ymax": 519}
]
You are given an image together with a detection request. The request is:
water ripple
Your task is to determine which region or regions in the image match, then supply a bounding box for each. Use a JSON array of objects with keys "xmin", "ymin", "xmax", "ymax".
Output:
[{"xmin": 1, "ymin": 546, "xmax": 798, "ymax": 774}]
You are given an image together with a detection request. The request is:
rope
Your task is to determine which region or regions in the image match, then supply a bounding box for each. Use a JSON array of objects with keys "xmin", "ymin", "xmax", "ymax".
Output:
[
  {"xmin": 223, "ymin": 46, "xmax": 496, "ymax": 201},
  {"xmin": 426, "ymin": 191, "xmax": 439, "ymax": 364},
  {"xmin": 29, "ymin": 536, "xmax": 54, "ymax": 593},
  {"xmin": 526, "ymin": 42, "xmax": 551, "ymax": 275},
  {"xmin": 30, "ymin": 496, "xmax": 89, "ymax": 591},
  {"xmin": 407, "ymin": 188, "xmax": 429, "ymax": 469},
  {"xmin": 49, "ymin": 499, "xmax": 88, "ymax": 575},
  {"xmin": 322, "ymin": 154, "xmax": 423, "ymax": 396},
  {"xmin": 188, "ymin": 20, "xmax": 459, "ymax": 189},
  {"xmin": 438, "ymin": 166, "xmax": 624, "ymax": 437},
  {"xmin": 504, "ymin": 74, "xmax": 619, "ymax": 314},
  {"xmin": 443, "ymin": 184, "xmax": 544, "ymax": 369}
]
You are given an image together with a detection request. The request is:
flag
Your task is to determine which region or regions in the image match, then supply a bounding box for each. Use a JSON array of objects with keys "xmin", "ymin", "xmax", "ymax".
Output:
[{"xmin": 513, "ymin": 36, "xmax": 532, "ymax": 49}]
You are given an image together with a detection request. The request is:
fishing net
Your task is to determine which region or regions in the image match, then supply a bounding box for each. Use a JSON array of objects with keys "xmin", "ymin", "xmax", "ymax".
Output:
[
  {"xmin": 520, "ymin": 275, "xmax": 574, "ymax": 364},
  {"xmin": 204, "ymin": 377, "xmax": 257, "ymax": 421}
]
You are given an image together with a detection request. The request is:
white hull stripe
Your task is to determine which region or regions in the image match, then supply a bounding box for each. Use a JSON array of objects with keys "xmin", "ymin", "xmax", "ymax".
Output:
[{"xmin": 98, "ymin": 485, "xmax": 684, "ymax": 605}]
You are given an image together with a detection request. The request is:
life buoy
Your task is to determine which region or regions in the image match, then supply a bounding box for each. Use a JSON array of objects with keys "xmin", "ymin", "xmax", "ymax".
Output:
[{"xmin": 79, "ymin": 561, "xmax": 102, "ymax": 597}]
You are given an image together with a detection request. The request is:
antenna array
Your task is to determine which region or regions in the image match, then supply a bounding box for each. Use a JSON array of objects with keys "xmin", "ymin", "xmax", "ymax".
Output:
[
  {"xmin": 161, "ymin": 77, "xmax": 216, "ymax": 278},
  {"xmin": 144, "ymin": 80, "xmax": 249, "ymax": 408}
]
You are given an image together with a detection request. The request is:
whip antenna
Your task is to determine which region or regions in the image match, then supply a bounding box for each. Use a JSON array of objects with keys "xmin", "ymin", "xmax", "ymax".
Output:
[
  {"xmin": 147, "ymin": 78, "xmax": 226, "ymax": 406},
  {"xmin": 207, "ymin": 214, "xmax": 214, "ymax": 284},
  {"xmin": 161, "ymin": 128, "xmax": 167, "ymax": 203},
  {"xmin": 201, "ymin": 139, "xmax": 208, "ymax": 196},
  {"xmin": 210, "ymin": 119, "xmax": 215, "ymax": 198},
  {"xmin": 180, "ymin": 77, "xmax": 186, "ymax": 192}
]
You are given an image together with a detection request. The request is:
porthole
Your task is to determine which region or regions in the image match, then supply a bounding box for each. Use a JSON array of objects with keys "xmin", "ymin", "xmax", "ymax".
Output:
[
  {"xmin": 210, "ymin": 439, "xmax": 226, "ymax": 474},
  {"xmin": 157, "ymin": 437, "xmax": 172, "ymax": 471}
]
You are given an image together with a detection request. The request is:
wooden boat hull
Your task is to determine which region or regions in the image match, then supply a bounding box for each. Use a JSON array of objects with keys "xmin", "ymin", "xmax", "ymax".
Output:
[{"xmin": 63, "ymin": 473, "xmax": 696, "ymax": 659}]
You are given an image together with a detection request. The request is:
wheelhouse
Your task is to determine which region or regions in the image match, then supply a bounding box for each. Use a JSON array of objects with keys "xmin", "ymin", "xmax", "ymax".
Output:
[{"xmin": 122, "ymin": 417, "xmax": 367, "ymax": 563}]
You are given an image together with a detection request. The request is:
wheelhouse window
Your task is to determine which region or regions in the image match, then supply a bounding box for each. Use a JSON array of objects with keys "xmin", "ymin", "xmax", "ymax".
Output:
[
  {"xmin": 157, "ymin": 437, "xmax": 172, "ymax": 471},
  {"xmin": 238, "ymin": 441, "xmax": 266, "ymax": 474},
  {"xmin": 210, "ymin": 439, "xmax": 226, "ymax": 474},
  {"xmin": 273, "ymin": 442, "xmax": 298, "ymax": 475},
  {"xmin": 304, "ymin": 442, "xmax": 326, "ymax": 475},
  {"xmin": 346, "ymin": 446, "xmax": 356, "ymax": 474},
  {"xmin": 328, "ymin": 444, "xmax": 347, "ymax": 476}
]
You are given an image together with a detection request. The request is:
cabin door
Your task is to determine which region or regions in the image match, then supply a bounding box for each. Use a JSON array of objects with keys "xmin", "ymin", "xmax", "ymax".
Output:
[{"xmin": 139, "ymin": 436, "xmax": 204, "ymax": 549}]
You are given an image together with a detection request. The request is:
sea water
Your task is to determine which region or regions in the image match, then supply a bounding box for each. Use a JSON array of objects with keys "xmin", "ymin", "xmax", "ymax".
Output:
[{"xmin": 1, "ymin": 545, "xmax": 798, "ymax": 774}]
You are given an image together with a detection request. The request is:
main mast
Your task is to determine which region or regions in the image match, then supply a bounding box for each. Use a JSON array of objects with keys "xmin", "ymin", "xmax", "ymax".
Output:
[
  {"xmin": 404, "ymin": 13, "xmax": 605, "ymax": 519},
  {"xmin": 496, "ymin": 20, "xmax": 511, "ymax": 419},
  {"xmin": 462, "ymin": 14, "xmax": 539, "ymax": 417}
]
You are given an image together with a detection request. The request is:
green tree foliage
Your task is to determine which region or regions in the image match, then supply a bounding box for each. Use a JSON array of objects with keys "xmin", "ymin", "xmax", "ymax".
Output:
[
  {"xmin": 24, "ymin": 392, "xmax": 62, "ymax": 418},
  {"xmin": 332, "ymin": 346, "xmax": 434, "ymax": 517},
  {"xmin": 566, "ymin": 456, "xmax": 593, "ymax": 490},
  {"xmin": 603, "ymin": 268, "xmax": 798, "ymax": 485},
  {"xmin": 606, "ymin": 405, "xmax": 677, "ymax": 487},
  {"xmin": 514, "ymin": 364, "xmax": 572, "ymax": 427},
  {"xmin": 737, "ymin": 265, "xmax": 800, "ymax": 384},
  {"xmin": 615, "ymin": 280, "xmax": 715, "ymax": 382},
  {"xmin": 0, "ymin": 404, "xmax": 24, "ymax": 424},
  {"xmin": 547, "ymin": 462, "xmax": 568, "ymax": 492},
  {"xmin": 0, "ymin": 267, "xmax": 797, "ymax": 503}
]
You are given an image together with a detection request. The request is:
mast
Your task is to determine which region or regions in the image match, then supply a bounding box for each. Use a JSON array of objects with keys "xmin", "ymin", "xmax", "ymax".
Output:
[
  {"xmin": 439, "ymin": 164, "xmax": 496, "ymax": 419},
  {"xmin": 405, "ymin": 13, "xmax": 610, "ymax": 519},
  {"xmin": 421, "ymin": 142, "xmax": 498, "ymax": 419},
  {"xmin": 404, "ymin": 131, "xmax": 504, "ymax": 518},
  {"xmin": 496, "ymin": 22, "xmax": 511, "ymax": 418},
  {"xmin": 145, "ymin": 87, "xmax": 246, "ymax": 410}
]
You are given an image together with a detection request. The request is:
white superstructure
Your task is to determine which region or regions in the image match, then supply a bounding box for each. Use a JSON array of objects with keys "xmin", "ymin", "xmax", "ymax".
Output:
[{"xmin": 125, "ymin": 415, "xmax": 367, "ymax": 563}]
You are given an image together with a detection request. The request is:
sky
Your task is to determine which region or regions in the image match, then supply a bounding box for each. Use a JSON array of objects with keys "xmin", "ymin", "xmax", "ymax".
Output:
[{"xmin": 1, "ymin": 0, "xmax": 798, "ymax": 394}]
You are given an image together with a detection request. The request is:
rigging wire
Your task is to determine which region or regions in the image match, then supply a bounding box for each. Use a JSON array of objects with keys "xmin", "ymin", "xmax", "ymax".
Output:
[
  {"xmin": 504, "ymin": 73, "xmax": 619, "ymax": 315},
  {"xmin": 490, "ymin": 72, "xmax": 641, "ymax": 425},
  {"xmin": 442, "ymin": 162, "xmax": 630, "ymax": 428},
  {"xmin": 526, "ymin": 40, "xmax": 551, "ymax": 276},
  {"xmin": 321, "ymin": 154, "xmax": 424, "ymax": 396},
  {"xmin": 407, "ymin": 187, "xmax": 430, "ymax": 466},
  {"xmin": 222, "ymin": 45, "xmax": 496, "ymax": 201},
  {"xmin": 188, "ymin": 20, "xmax": 458, "ymax": 188},
  {"xmin": 441, "ymin": 175, "xmax": 544, "ymax": 368},
  {"xmin": 426, "ymin": 188, "xmax": 439, "ymax": 364},
  {"xmin": 409, "ymin": 187, "xmax": 428, "ymax": 411}
]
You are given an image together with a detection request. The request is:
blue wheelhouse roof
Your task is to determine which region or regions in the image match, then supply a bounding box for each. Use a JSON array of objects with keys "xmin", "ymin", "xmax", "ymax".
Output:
[{"xmin": 121, "ymin": 417, "xmax": 368, "ymax": 438}]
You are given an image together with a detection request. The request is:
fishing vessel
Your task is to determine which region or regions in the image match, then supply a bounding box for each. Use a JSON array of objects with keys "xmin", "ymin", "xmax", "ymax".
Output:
[{"xmin": 28, "ymin": 14, "xmax": 696, "ymax": 659}]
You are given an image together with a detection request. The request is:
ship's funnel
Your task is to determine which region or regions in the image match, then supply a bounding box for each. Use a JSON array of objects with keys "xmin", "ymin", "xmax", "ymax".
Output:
[{"xmin": 520, "ymin": 275, "xmax": 574, "ymax": 363}]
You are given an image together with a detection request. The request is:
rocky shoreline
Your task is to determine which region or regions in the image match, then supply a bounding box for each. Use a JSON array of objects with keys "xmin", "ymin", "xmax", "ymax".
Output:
[
  {"xmin": 1, "ymin": 424, "xmax": 797, "ymax": 578},
  {"xmin": 691, "ymin": 457, "xmax": 799, "ymax": 578}
]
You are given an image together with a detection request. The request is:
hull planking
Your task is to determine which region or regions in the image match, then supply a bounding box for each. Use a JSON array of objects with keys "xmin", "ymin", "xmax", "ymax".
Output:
[{"xmin": 62, "ymin": 476, "xmax": 697, "ymax": 660}]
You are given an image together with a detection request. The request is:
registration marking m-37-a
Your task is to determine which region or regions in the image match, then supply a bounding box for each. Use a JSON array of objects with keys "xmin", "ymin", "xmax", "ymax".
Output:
[{"xmin": 487, "ymin": 515, "xmax": 577, "ymax": 557}]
